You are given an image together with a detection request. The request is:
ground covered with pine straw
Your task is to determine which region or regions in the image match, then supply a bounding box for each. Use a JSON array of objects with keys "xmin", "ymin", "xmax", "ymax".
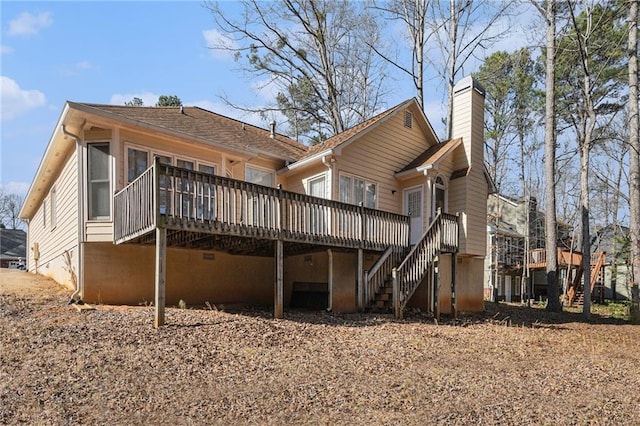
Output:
[{"xmin": 1, "ymin": 269, "xmax": 638, "ymax": 425}]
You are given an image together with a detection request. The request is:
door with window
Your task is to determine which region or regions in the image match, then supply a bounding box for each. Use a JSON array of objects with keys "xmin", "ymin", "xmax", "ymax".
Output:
[{"xmin": 404, "ymin": 186, "xmax": 423, "ymax": 245}]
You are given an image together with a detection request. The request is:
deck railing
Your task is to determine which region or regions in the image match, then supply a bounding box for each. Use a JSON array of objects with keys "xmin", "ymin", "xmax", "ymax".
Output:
[
  {"xmin": 113, "ymin": 166, "xmax": 156, "ymax": 243},
  {"xmin": 114, "ymin": 160, "xmax": 410, "ymax": 250},
  {"xmin": 392, "ymin": 211, "xmax": 459, "ymax": 318}
]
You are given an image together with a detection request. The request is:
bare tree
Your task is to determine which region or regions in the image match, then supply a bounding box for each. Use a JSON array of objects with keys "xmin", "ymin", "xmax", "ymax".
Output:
[
  {"xmin": 204, "ymin": 0, "xmax": 387, "ymax": 141},
  {"xmin": 429, "ymin": 0, "xmax": 514, "ymax": 139},
  {"xmin": 0, "ymin": 190, "xmax": 24, "ymax": 229},
  {"xmin": 559, "ymin": 0, "xmax": 626, "ymax": 316},
  {"xmin": 628, "ymin": 0, "xmax": 640, "ymax": 319},
  {"xmin": 532, "ymin": 0, "xmax": 561, "ymax": 312},
  {"xmin": 371, "ymin": 0, "xmax": 434, "ymax": 109}
]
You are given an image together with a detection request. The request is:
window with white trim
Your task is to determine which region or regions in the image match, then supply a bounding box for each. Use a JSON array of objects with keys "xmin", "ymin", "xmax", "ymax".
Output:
[
  {"xmin": 127, "ymin": 147, "xmax": 148, "ymax": 183},
  {"xmin": 245, "ymin": 165, "xmax": 275, "ymax": 187},
  {"xmin": 339, "ymin": 173, "xmax": 377, "ymax": 208},
  {"xmin": 88, "ymin": 143, "xmax": 111, "ymax": 220},
  {"xmin": 307, "ymin": 174, "xmax": 327, "ymax": 198}
]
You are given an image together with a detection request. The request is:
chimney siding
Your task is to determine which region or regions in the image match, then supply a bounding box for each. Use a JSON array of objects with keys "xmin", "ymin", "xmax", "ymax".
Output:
[{"xmin": 448, "ymin": 76, "xmax": 488, "ymax": 259}]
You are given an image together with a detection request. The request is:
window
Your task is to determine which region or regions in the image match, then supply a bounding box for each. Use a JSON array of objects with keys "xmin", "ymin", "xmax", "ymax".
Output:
[
  {"xmin": 127, "ymin": 147, "xmax": 148, "ymax": 183},
  {"xmin": 434, "ymin": 175, "xmax": 446, "ymax": 215},
  {"xmin": 50, "ymin": 187, "xmax": 57, "ymax": 229},
  {"xmin": 88, "ymin": 143, "xmax": 111, "ymax": 220},
  {"xmin": 339, "ymin": 173, "xmax": 377, "ymax": 208},
  {"xmin": 307, "ymin": 175, "xmax": 326, "ymax": 198},
  {"xmin": 176, "ymin": 159, "xmax": 194, "ymax": 217},
  {"xmin": 198, "ymin": 164, "xmax": 216, "ymax": 175},
  {"xmin": 246, "ymin": 166, "xmax": 274, "ymax": 187}
]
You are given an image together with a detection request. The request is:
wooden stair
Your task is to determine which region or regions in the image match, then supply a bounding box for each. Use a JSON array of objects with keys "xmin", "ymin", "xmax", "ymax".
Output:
[{"xmin": 567, "ymin": 251, "xmax": 606, "ymax": 306}]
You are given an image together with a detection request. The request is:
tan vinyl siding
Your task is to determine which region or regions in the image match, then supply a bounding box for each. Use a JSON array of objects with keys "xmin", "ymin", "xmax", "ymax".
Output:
[
  {"xmin": 336, "ymin": 107, "xmax": 435, "ymax": 214},
  {"xmin": 282, "ymin": 163, "xmax": 330, "ymax": 196},
  {"xmin": 85, "ymin": 222, "xmax": 114, "ymax": 242},
  {"xmin": 27, "ymin": 149, "xmax": 79, "ymax": 288}
]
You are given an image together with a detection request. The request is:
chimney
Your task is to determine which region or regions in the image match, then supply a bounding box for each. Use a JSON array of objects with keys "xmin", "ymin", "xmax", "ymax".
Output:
[
  {"xmin": 448, "ymin": 75, "xmax": 487, "ymax": 260},
  {"xmin": 450, "ymin": 76, "xmax": 485, "ymax": 169},
  {"xmin": 269, "ymin": 120, "xmax": 276, "ymax": 139}
]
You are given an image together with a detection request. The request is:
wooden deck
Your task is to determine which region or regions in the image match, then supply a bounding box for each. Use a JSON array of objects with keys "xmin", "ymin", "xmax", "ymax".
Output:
[
  {"xmin": 528, "ymin": 248, "xmax": 591, "ymax": 269},
  {"xmin": 114, "ymin": 160, "xmax": 410, "ymax": 254}
]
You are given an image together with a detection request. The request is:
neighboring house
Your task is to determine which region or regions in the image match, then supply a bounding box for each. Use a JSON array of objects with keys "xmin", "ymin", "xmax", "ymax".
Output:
[
  {"xmin": 0, "ymin": 225, "xmax": 26, "ymax": 268},
  {"xmin": 19, "ymin": 76, "xmax": 492, "ymax": 323},
  {"xmin": 591, "ymin": 224, "xmax": 632, "ymax": 301},
  {"xmin": 484, "ymin": 193, "xmax": 576, "ymax": 302}
]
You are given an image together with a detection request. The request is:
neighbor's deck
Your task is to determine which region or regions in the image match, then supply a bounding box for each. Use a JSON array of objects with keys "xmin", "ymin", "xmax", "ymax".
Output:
[
  {"xmin": 528, "ymin": 248, "xmax": 602, "ymax": 270},
  {"xmin": 113, "ymin": 161, "xmax": 410, "ymax": 255}
]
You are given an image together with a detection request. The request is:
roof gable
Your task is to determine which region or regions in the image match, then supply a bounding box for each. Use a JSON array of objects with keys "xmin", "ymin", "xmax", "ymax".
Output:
[
  {"xmin": 398, "ymin": 138, "xmax": 462, "ymax": 174},
  {"xmin": 297, "ymin": 98, "xmax": 439, "ymax": 161}
]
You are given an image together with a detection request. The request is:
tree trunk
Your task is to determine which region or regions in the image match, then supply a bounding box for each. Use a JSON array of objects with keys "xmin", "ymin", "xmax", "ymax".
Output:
[
  {"xmin": 628, "ymin": 0, "xmax": 640, "ymax": 321},
  {"xmin": 445, "ymin": 0, "xmax": 458, "ymax": 140},
  {"xmin": 544, "ymin": 0, "xmax": 561, "ymax": 312}
]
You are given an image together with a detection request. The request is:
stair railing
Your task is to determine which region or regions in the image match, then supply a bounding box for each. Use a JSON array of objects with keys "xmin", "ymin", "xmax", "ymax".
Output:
[
  {"xmin": 392, "ymin": 211, "xmax": 459, "ymax": 319},
  {"xmin": 363, "ymin": 246, "xmax": 405, "ymax": 307}
]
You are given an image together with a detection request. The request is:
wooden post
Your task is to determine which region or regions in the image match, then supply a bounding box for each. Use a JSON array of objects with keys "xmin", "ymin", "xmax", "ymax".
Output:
[
  {"xmin": 392, "ymin": 268, "xmax": 400, "ymax": 319},
  {"xmin": 274, "ymin": 239, "xmax": 284, "ymax": 319},
  {"xmin": 153, "ymin": 157, "xmax": 167, "ymax": 328},
  {"xmin": 327, "ymin": 248, "xmax": 333, "ymax": 311},
  {"xmin": 357, "ymin": 248, "xmax": 364, "ymax": 310},
  {"xmin": 451, "ymin": 253, "xmax": 457, "ymax": 319},
  {"xmin": 154, "ymin": 226, "xmax": 167, "ymax": 328},
  {"xmin": 434, "ymin": 260, "xmax": 440, "ymax": 322}
]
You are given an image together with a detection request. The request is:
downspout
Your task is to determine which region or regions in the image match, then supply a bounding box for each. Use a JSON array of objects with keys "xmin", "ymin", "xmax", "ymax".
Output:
[{"xmin": 62, "ymin": 123, "xmax": 85, "ymax": 304}]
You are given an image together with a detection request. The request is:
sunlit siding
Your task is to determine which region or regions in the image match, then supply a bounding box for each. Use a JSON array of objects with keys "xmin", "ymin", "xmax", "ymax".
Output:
[
  {"xmin": 27, "ymin": 149, "xmax": 79, "ymax": 288},
  {"xmin": 450, "ymin": 81, "xmax": 488, "ymax": 257},
  {"xmin": 335, "ymin": 106, "xmax": 436, "ymax": 214}
]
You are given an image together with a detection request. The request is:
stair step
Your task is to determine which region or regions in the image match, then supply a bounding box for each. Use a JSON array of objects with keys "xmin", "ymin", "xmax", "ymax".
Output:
[
  {"xmin": 375, "ymin": 300, "xmax": 392, "ymax": 308},
  {"xmin": 376, "ymin": 293, "xmax": 391, "ymax": 301}
]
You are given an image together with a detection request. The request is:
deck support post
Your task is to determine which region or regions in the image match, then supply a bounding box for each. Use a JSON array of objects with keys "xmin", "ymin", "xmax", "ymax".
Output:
[
  {"xmin": 357, "ymin": 248, "xmax": 364, "ymax": 311},
  {"xmin": 274, "ymin": 239, "xmax": 284, "ymax": 319},
  {"xmin": 154, "ymin": 226, "xmax": 167, "ymax": 328},
  {"xmin": 451, "ymin": 253, "xmax": 457, "ymax": 319},
  {"xmin": 327, "ymin": 248, "xmax": 333, "ymax": 311}
]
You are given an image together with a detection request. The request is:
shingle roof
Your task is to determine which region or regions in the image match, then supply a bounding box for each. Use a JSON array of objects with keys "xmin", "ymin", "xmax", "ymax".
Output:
[
  {"xmin": 71, "ymin": 103, "xmax": 308, "ymax": 162},
  {"xmin": 300, "ymin": 99, "xmax": 416, "ymax": 160},
  {"xmin": 0, "ymin": 228, "xmax": 26, "ymax": 259},
  {"xmin": 399, "ymin": 138, "xmax": 462, "ymax": 173}
]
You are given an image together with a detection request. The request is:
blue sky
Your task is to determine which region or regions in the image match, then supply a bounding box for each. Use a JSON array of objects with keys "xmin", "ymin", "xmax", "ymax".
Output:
[{"xmin": 1, "ymin": 1, "xmax": 528, "ymax": 199}]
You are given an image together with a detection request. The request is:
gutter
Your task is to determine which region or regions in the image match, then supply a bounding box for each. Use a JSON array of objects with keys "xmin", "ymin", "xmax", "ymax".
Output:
[
  {"xmin": 62, "ymin": 123, "xmax": 85, "ymax": 304},
  {"xmin": 277, "ymin": 149, "xmax": 333, "ymax": 174}
]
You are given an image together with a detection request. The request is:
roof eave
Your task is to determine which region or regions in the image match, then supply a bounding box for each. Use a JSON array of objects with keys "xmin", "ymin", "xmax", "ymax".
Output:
[
  {"xmin": 278, "ymin": 149, "xmax": 333, "ymax": 174},
  {"xmin": 19, "ymin": 103, "xmax": 72, "ymax": 220}
]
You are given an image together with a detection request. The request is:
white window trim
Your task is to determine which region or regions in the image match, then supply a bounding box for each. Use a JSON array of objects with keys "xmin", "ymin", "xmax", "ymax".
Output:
[
  {"xmin": 86, "ymin": 141, "xmax": 112, "ymax": 222},
  {"xmin": 124, "ymin": 142, "xmax": 219, "ymax": 183},
  {"xmin": 304, "ymin": 172, "xmax": 328, "ymax": 199},
  {"xmin": 338, "ymin": 171, "xmax": 378, "ymax": 209},
  {"xmin": 245, "ymin": 164, "xmax": 276, "ymax": 187}
]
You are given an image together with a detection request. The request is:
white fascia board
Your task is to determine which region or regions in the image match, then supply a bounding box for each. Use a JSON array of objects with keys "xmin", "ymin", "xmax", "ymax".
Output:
[
  {"xmin": 19, "ymin": 103, "xmax": 70, "ymax": 219},
  {"xmin": 394, "ymin": 164, "xmax": 432, "ymax": 180},
  {"xmin": 277, "ymin": 149, "xmax": 333, "ymax": 175}
]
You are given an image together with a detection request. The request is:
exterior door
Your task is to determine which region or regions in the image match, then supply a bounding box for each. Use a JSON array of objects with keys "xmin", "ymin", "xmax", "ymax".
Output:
[{"xmin": 404, "ymin": 186, "xmax": 423, "ymax": 245}]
